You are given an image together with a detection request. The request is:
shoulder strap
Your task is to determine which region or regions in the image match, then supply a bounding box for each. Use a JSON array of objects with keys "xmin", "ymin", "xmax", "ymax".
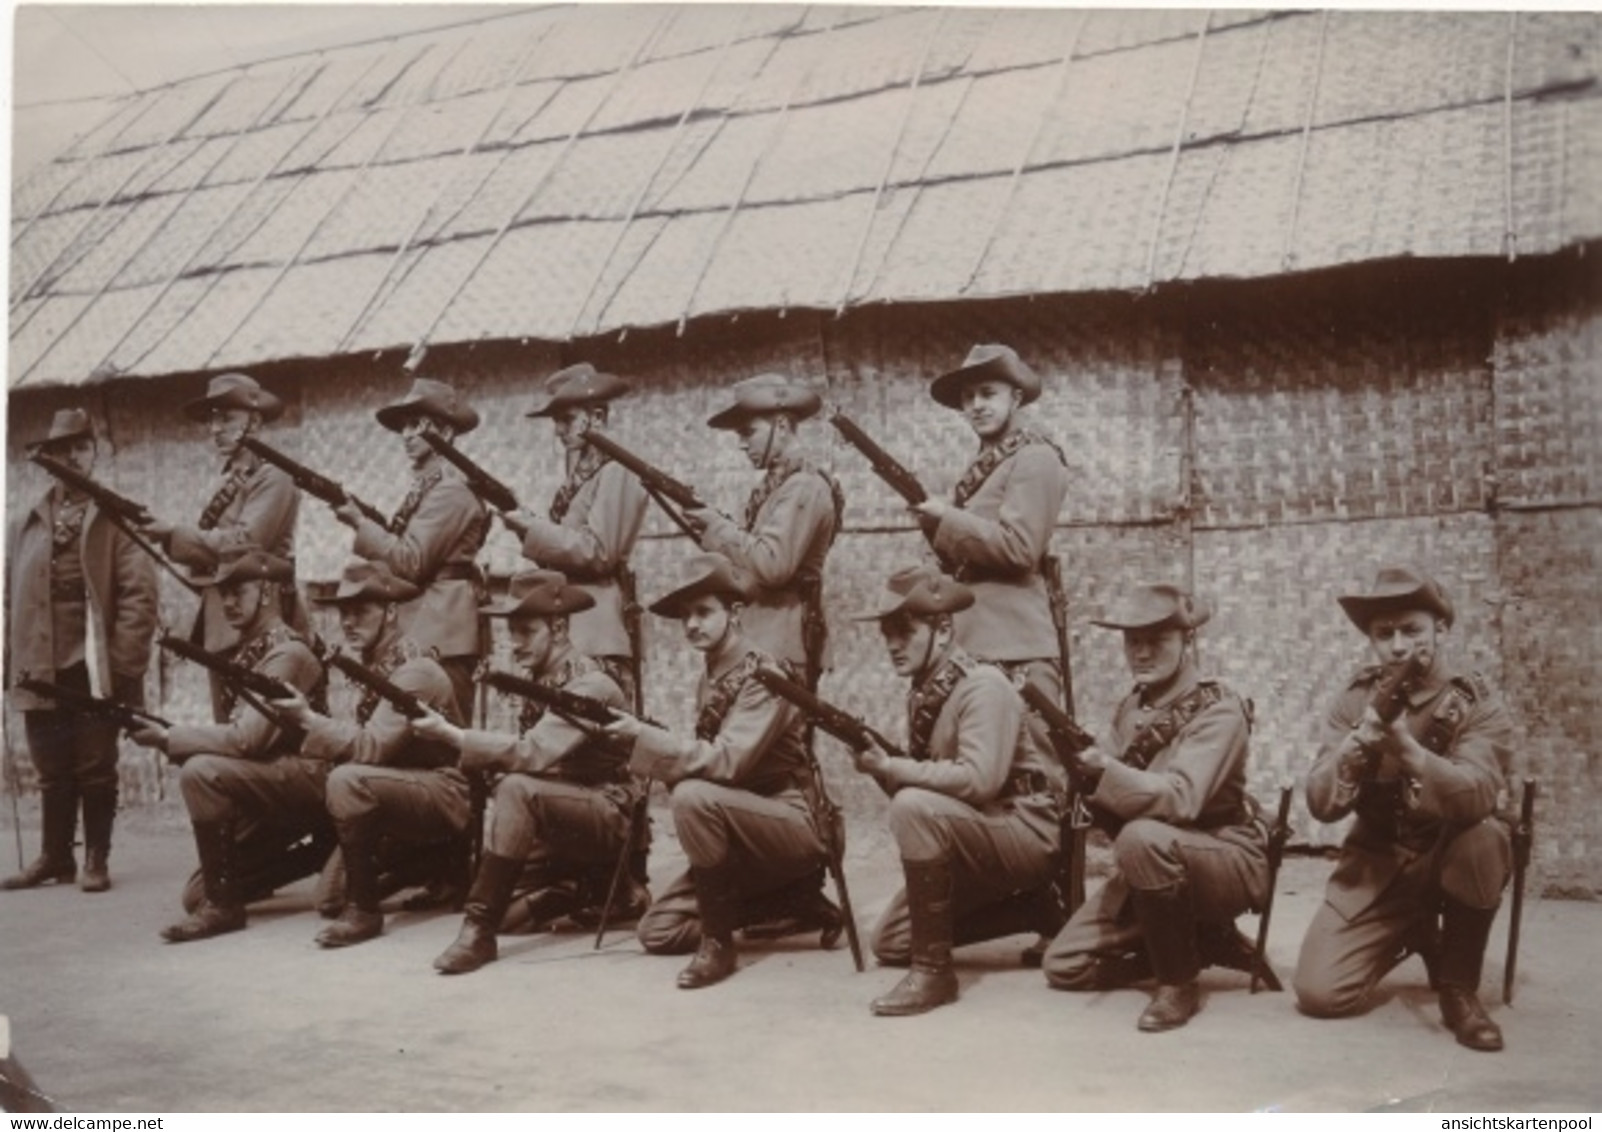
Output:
[{"xmin": 1120, "ymin": 681, "xmax": 1229, "ymax": 771}]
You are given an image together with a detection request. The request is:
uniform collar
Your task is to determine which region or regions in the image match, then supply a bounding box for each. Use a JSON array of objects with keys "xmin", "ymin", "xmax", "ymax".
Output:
[
  {"xmin": 225, "ymin": 445, "xmax": 260, "ymax": 476},
  {"xmin": 913, "ymin": 641, "xmax": 966, "ymax": 691},
  {"xmin": 704, "ymin": 630, "xmax": 747, "ymax": 681},
  {"xmin": 1405, "ymin": 659, "xmax": 1453, "ymax": 707},
  {"xmin": 1136, "ymin": 660, "xmax": 1200, "ymax": 711}
]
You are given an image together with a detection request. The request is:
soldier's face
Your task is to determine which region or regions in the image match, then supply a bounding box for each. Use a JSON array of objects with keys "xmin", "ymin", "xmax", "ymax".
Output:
[
  {"xmin": 398, "ymin": 414, "xmax": 442, "ymax": 467},
  {"xmin": 207, "ymin": 408, "xmax": 254, "ymax": 458},
  {"xmin": 880, "ymin": 614, "xmax": 936, "ymax": 677},
  {"xmin": 1123, "ymin": 626, "xmax": 1186, "ymax": 688},
  {"xmin": 218, "ymin": 578, "xmax": 268, "ymax": 631},
  {"xmin": 508, "ymin": 615, "xmax": 557, "ymax": 673},
  {"xmin": 734, "ymin": 416, "xmax": 779, "ymax": 468},
  {"xmin": 338, "ymin": 600, "xmax": 388, "ymax": 654},
  {"xmin": 47, "ymin": 436, "xmax": 96, "ymax": 477},
  {"xmin": 960, "ymin": 380, "xmax": 1021, "ymax": 441},
  {"xmin": 551, "ymin": 408, "xmax": 597, "ymax": 452},
  {"xmin": 1366, "ymin": 610, "xmax": 1441, "ymax": 675},
  {"xmin": 682, "ymin": 595, "xmax": 735, "ymax": 652}
]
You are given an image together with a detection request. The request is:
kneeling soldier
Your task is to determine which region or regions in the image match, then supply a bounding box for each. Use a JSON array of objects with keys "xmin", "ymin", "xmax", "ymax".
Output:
[
  {"xmin": 606, "ymin": 553, "xmax": 832, "ymax": 990},
  {"xmin": 851, "ymin": 567, "xmax": 1063, "ymax": 1016},
  {"xmin": 1041, "ymin": 584, "xmax": 1269, "ymax": 1032},
  {"xmin": 128, "ymin": 547, "xmax": 326, "ymax": 942},
  {"xmin": 417, "ymin": 569, "xmax": 641, "ymax": 974},
  {"xmin": 268, "ymin": 560, "xmax": 469, "ymax": 948},
  {"xmin": 1294, "ymin": 565, "xmax": 1515, "ymax": 1052}
]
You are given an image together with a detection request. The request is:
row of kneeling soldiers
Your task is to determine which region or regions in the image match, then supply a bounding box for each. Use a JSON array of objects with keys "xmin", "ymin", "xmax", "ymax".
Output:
[{"xmin": 6, "ymin": 348, "xmax": 1518, "ymax": 1050}]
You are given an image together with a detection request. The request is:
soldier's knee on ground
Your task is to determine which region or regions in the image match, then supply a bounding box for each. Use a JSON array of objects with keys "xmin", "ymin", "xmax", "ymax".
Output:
[
  {"xmin": 637, "ymin": 911, "xmax": 700, "ymax": 955},
  {"xmin": 1292, "ymin": 963, "xmax": 1370, "ymax": 1018}
]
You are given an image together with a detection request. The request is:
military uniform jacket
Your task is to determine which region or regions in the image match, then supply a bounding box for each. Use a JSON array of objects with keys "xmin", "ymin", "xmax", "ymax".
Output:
[
  {"xmin": 628, "ymin": 638, "xmax": 807, "ymax": 794},
  {"xmin": 166, "ymin": 447, "xmax": 299, "ymax": 653},
  {"xmin": 8, "ymin": 491, "xmax": 158, "ymax": 710},
  {"xmin": 352, "ymin": 463, "xmax": 487, "ymax": 661},
  {"xmin": 932, "ymin": 429, "xmax": 1068, "ymax": 664},
  {"xmin": 298, "ymin": 634, "xmax": 461, "ymax": 769},
  {"xmin": 165, "ymin": 625, "xmax": 323, "ymax": 762},
  {"xmin": 1306, "ymin": 663, "xmax": 1512, "ymax": 921},
  {"xmin": 515, "ymin": 453, "xmax": 646, "ymax": 659},
  {"xmin": 1090, "ymin": 664, "xmax": 1256, "ymax": 832},
  {"xmin": 697, "ymin": 453, "xmax": 838, "ymax": 667},
  {"xmin": 460, "ymin": 655, "xmax": 628, "ymax": 782},
  {"xmin": 877, "ymin": 646, "xmax": 1063, "ymax": 817}
]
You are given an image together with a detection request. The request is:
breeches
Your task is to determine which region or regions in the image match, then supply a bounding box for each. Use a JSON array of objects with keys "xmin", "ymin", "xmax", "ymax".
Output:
[
  {"xmin": 486, "ymin": 774, "xmax": 631, "ymax": 865},
  {"xmin": 1293, "ymin": 819, "xmax": 1511, "ymax": 1017},
  {"xmin": 178, "ymin": 754, "xmax": 329, "ymax": 829},
  {"xmin": 1042, "ymin": 818, "xmax": 1267, "ymax": 987},
  {"xmin": 871, "ymin": 787, "xmax": 1058, "ymax": 963},
  {"xmin": 22, "ymin": 665, "xmax": 120, "ymax": 793},
  {"xmin": 636, "ymin": 780, "xmax": 826, "ymax": 954},
  {"xmin": 325, "ymin": 764, "xmax": 471, "ymax": 843}
]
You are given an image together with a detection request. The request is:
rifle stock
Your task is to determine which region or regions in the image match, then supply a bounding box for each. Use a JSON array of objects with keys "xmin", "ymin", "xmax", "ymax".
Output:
[
  {"xmin": 239, "ymin": 436, "xmax": 387, "ymax": 526},
  {"xmin": 750, "ymin": 665, "xmax": 904, "ymax": 761},
  {"xmin": 423, "ymin": 432, "xmax": 519, "ymax": 512},
  {"xmin": 827, "ymin": 408, "xmax": 927, "ymax": 506},
  {"xmin": 324, "ymin": 648, "xmax": 428, "ymax": 720},
  {"xmin": 582, "ymin": 431, "xmax": 709, "ymax": 539},
  {"xmin": 157, "ymin": 634, "xmax": 304, "ymax": 739}
]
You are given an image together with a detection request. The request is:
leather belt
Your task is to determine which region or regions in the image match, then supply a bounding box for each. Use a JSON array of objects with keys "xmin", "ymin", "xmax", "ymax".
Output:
[{"xmin": 1007, "ymin": 769, "xmax": 1056, "ymax": 797}]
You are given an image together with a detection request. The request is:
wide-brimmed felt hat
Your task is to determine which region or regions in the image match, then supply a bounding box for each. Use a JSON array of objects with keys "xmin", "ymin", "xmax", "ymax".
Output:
[
  {"xmin": 851, "ymin": 565, "xmax": 974, "ymax": 622},
  {"xmin": 191, "ymin": 545, "xmax": 295, "ymax": 588},
  {"xmin": 27, "ymin": 408, "xmax": 95, "ymax": 451},
  {"xmin": 647, "ymin": 553, "xmax": 752, "ymax": 619},
  {"xmin": 182, "ymin": 373, "xmax": 285, "ymax": 423},
  {"xmin": 1092, "ymin": 583, "xmax": 1211, "ymax": 632},
  {"xmin": 706, "ymin": 373, "xmax": 822, "ymax": 431},
  {"xmin": 375, "ymin": 378, "xmax": 479, "ymax": 435},
  {"xmin": 524, "ymin": 363, "xmax": 630, "ymax": 418},
  {"xmin": 311, "ymin": 559, "xmax": 420, "ymax": 606},
  {"xmin": 481, "ymin": 568, "xmax": 595, "ymax": 619},
  {"xmin": 930, "ymin": 344, "xmax": 1042, "ymax": 410},
  {"xmin": 1337, "ymin": 564, "xmax": 1455, "ymax": 631}
]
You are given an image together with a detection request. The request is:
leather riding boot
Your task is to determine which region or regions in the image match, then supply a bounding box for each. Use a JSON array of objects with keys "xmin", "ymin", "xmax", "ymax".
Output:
[
  {"xmin": 3, "ymin": 783, "xmax": 79, "ymax": 889},
  {"xmin": 1436, "ymin": 899, "xmax": 1503, "ymax": 1052},
  {"xmin": 1054, "ymin": 949, "xmax": 1154, "ymax": 991},
  {"xmin": 434, "ymin": 853, "xmax": 522, "ymax": 975},
  {"xmin": 872, "ymin": 860, "xmax": 959, "ymax": 1016},
  {"xmin": 1131, "ymin": 882, "xmax": 1203, "ymax": 1032},
  {"xmin": 739, "ymin": 868, "xmax": 842, "ymax": 948},
  {"xmin": 678, "ymin": 864, "xmax": 741, "ymax": 989},
  {"xmin": 162, "ymin": 822, "xmax": 247, "ymax": 943},
  {"xmin": 317, "ymin": 824, "xmax": 385, "ymax": 948},
  {"xmin": 79, "ymin": 787, "xmax": 118, "ymax": 893}
]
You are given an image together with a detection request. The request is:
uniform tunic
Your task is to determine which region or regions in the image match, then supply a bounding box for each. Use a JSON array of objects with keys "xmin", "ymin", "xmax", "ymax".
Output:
[
  {"xmin": 1042, "ymin": 662, "xmax": 1269, "ymax": 987},
  {"xmin": 629, "ymin": 637, "xmax": 827, "ymax": 954},
  {"xmin": 865, "ymin": 646, "xmax": 1060, "ymax": 963},
  {"xmin": 1293, "ymin": 662, "xmax": 1514, "ymax": 1017}
]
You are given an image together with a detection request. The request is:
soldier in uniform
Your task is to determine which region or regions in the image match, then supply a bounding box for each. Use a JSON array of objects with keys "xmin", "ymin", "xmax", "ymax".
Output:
[
  {"xmin": 417, "ymin": 569, "xmax": 641, "ymax": 975},
  {"xmin": 1294, "ymin": 565, "xmax": 1516, "ymax": 1052},
  {"xmin": 501, "ymin": 363, "xmax": 647, "ymax": 709},
  {"xmin": 334, "ymin": 377, "xmax": 488, "ymax": 718},
  {"xmin": 266, "ymin": 560, "xmax": 469, "ymax": 949},
  {"xmin": 127, "ymin": 547, "xmax": 326, "ymax": 942},
  {"xmin": 1041, "ymin": 584, "xmax": 1269, "ymax": 1033},
  {"xmin": 605, "ymin": 553, "xmax": 831, "ymax": 990},
  {"xmin": 5, "ymin": 409, "xmax": 158, "ymax": 892},
  {"xmin": 848, "ymin": 566, "xmax": 1063, "ymax": 1016},
  {"xmin": 139, "ymin": 373, "xmax": 300, "ymax": 718},
  {"xmin": 687, "ymin": 373, "xmax": 844, "ymax": 939}
]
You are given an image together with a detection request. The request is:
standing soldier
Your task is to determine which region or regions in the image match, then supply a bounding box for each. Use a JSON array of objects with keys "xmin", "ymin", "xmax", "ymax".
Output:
[
  {"xmin": 688, "ymin": 372, "xmax": 844, "ymax": 938},
  {"xmin": 334, "ymin": 378, "xmax": 488, "ymax": 719},
  {"xmin": 267, "ymin": 560, "xmax": 469, "ymax": 949},
  {"xmin": 1294, "ymin": 566, "xmax": 1515, "ymax": 1052},
  {"xmin": 127, "ymin": 547, "xmax": 326, "ymax": 942},
  {"xmin": 417, "ymin": 569, "xmax": 641, "ymax": 974},
  {"xmin": 1041, "ymin": 584, "xmax": 1269, "ymax": 1033},
  {"xmin": 139, "ymin": 373, "xmax": 299, "ymax": 716},
  {"xmin": 849, "ymin": 567, "xmax": 1062, "ymax": 1016},
  {"xmin": 606, "ymin": 553, "xmax": 833, "ymax": 990},
  {"xmin": 500, "ymin": 363, "xmax": 647, "ymax": 710},
  {"xmin": 5, "ymin": 409, "xmax": 158, "ymax": 892}
]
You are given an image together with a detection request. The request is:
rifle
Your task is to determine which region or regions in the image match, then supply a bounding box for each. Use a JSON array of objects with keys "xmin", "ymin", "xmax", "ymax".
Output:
[
  {"xmin": 1504, "ymin": 777, "xmax": 1536, "ymax": 1005},
  {"xmin": 323, "ymin": 648, "xmax": 429, "ymax": 720},
  {"xmin": 29, "ymin": 452, "xmax": 201, "ymax": 595},
  {"xmin": 1251, "ymin": 784, "xmax": 1295, "ymax": 994},
  {"xmin": 582, "ymin": 431, "xmax": 708, "ymax": 539},
  {"xmin": 478, "ymin": 667, "xmax": 628, "ymax": 730},
  {"xmin": 593, "ymin": 778, "xmax": 652, "ymax": 950},
  {"xmin": 1018, "ymin": 681, "xmax": 1098, "ymax": 792},
  {"xmin": 15, "ymin": 679, "xmax": 173, "ymax": 732},
  {"xmin": 157, "ymin": 633, "xmax": 302, "ymax": 736},
  {"xmin": 827, "ymin": 407, "xmax": 928, "ymax": 506},
  {"xmin": 1019, "ymin": 678, "xmax": 1104, "ymax": 916},
  {"xmin": 238, "ymin": 436, "xmax": 387, "ymax": 526},
  {"xmin": 751, "ymin": 664, "xmax": 905, "ymax": 763},
  {"xmin": 422, "ymin": 432, "xmax": 519, "ymax": 512}
]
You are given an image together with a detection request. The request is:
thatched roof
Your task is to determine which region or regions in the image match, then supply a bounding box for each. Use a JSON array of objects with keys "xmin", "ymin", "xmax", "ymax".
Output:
[{"xmin": 10, "ymin": 6, "xmax": 1600, "ymax": 389}]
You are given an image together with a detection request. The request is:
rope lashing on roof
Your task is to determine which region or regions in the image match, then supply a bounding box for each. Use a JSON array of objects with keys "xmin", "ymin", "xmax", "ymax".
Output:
[
  {"xmin": 1503, "ymin": 11, "xmax": 1520, "ymax": 263},
  {"xmin": 1142, "ymin": 12, "xmax": 1211, "ymax": 293},
  {"xmin": 9, "ymin": 92, "xmax": 147, "ymax": 263},
  {"xmin": 1282, "ymin": 9, "xmax": 1330, "ymax": 274},
  {"xmin": 400, "ymin": 9, "xmax": 677, "ymax": 372}
]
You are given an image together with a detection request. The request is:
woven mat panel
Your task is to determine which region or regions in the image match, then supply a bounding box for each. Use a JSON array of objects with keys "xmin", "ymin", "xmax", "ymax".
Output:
[
  {"xmin": 1492, "ymin": 280, "xmax": 1602, "ymax": 508},
  {"xmin": 1495, "ymin": 508, "xmax": 1602, "ymax": 898},
  {"xmin": 1186, "ymin": 280, "xmax": 1495, "ymax": 527},
  {"xmin": 1196, "ymin": 513, "xmax": 1502, "ymax": 850}
]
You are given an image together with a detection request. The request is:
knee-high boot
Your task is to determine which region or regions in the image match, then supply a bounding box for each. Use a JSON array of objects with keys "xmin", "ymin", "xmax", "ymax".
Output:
[
  {"xmin": 434, "ymin": 854, "xmax": 522, "ymax": 975},
  {"xmin": 79, "ymin": 786, "xmax": 117, "ymax": 893},
  {"xmin": 316, "ymin": 823, "xmax": 385, "ymax": 948},
  {"xmin": 871, "ymin": 860, "xmax": 959, "ymax": 1016},
  {"xmin": 1131, "ymin": 882, "xmax": 1202, "ymax": 1032},
  {"xmin": 2, "ymin": 783, "xmax": 78, "ymax": 889},
  {"xmin": 677, "ymin": 863, "xmax": 741, "ymax": 989},
  {"xmin": 161, "ymin": 822, "xmax": 247, "ymax": 942},
  {"xmin": 1437, "ymin": 899, "xmax": 1504, "ymax": 1052}
]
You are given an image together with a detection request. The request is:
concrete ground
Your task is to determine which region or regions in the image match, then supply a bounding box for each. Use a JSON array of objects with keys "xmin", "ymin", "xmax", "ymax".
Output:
[{"xmin": 1, "ymin": 807, "xmax": 1598, "ymax": 1113}]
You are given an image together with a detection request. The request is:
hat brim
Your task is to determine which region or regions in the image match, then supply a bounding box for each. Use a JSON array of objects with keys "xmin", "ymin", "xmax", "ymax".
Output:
[
  {"xmin": 375, "ymin": 400, "xmax": 480, "ymax": 435},
  {"xmin": 648, "ymin": 578, "xmax": 747, "ymax": 619},
  {"xmin": 525, "ymin": 375, "xmax": 630, "ymax": 418},
  {"xmin": 27, "ymin": 428, "xmax": 94, "ymax": 453},
  {"xmin": 1337, "ymin": 592, "xmax": 1453, "ymax": 632},
  {"xmin": 312, "ymin": 583, "xmax": 420, "ymax": 606},
  {"xmin": 1091, "ymin": 604, "xmax": 1212, "ymax": 632},
  {"xmin": 930, "ymin": 358, "xmax": 1042, "ymax": 410},
  {"xmin": 480, "ymin": 591, "xmax": 596, "ymax": 618},
  {"xmin": 706, "ymin": 393, "xmax": 823, "ymax": 431},
  {"xmin": 182, "ymin": 388, "xmax": 285, "ymax": 423}
]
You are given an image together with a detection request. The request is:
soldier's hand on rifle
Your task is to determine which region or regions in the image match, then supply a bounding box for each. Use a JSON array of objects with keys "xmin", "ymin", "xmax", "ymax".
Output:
[
  {"xmin": 498, "ymin": 509, "xmax": 532, "ymax": 537},
  {"xmin": 128, "ymin": 724, "xmax": 170, "ymax": 752},
  {"xmin": 138, "ymin": 516, "xmax": 175, "ymax": 541},
  {"xmin": 268, "ymin": 687, "xmax": 316, "ymax": 727},
  {"xmin": 410, "ymin": 706, "xmax": 464, "ymax": 749},
  {"xmin": 332, "ymin": 498, "xmax": 365, "ymax": 529},
  {"xmin": 603, "ymin": 711, "xmax": 644, "ymax": 744},
  {"xmin": 683, "ymin": 507, "xmax": 715, "ymax": 538},
  {"xmin": 850, "ymin": 741, "xmax": 891, "ymax": 778},
  {"xmin": 909, "ymin": 498, "xmax": 952, "ymax": 524}
]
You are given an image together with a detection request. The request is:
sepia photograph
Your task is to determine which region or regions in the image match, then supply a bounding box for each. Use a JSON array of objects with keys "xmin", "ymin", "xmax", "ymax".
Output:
[{"xmin": 3, "ymin": 1, "xmax": 1599, "ymax": 1114}]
